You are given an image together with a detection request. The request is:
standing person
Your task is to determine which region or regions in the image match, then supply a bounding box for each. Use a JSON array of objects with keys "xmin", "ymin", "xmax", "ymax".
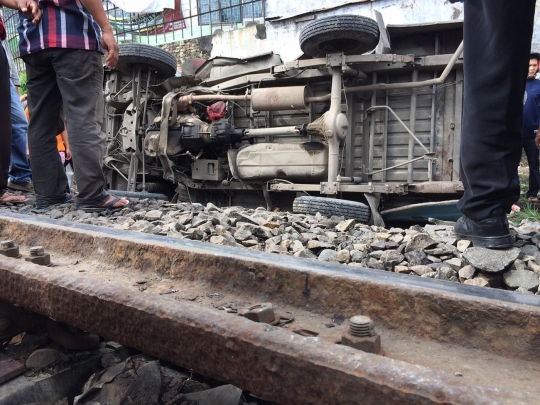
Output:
[
  {"xmin": 24, "ymin": 107, "xmax": 71, "ymax": 192},
  {"xmin": 453, "ymin": 0, "xmax": 536, "ymax": 248},
  {"xmin": 1, "ymin": 0, "xmax": 128, "ymax": 210},
  {"xmin": 0, "ymin": 6, "xmax": 26, "ymax": 205},
  {"xmin": 522, "ymin": 54, "xmax": 540, "ymax": 203},
  {"xmin": 1, "ymin": 40, "xmax": 33, "ymax": 193}
]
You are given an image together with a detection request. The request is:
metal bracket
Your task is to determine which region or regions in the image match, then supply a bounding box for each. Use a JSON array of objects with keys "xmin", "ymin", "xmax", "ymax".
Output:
[
  {"xmin": 326, "ymin": 53, "xmax": 345, "ymax": 68},
  {"xmin": 321, "ymin": 182, "xmax": 339, "ymax": 194}
]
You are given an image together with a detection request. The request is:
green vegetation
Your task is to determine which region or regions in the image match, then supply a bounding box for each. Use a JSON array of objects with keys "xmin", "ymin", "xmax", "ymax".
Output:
[
  {"xmin": 18, "ymin": 71, "xmax": 27, "ymax": 95},
  {"xmin": 510, "ymin": 202, "xmax": 540, "ymax": 224},
  {"xmin": 510, "ymin": 167, "xmax": 540, "ymax": 224}
]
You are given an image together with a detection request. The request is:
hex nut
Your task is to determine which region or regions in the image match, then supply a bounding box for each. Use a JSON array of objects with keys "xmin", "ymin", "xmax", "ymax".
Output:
[
  {"xmin": 25, "ymin": 253, "xmax": 51, "ymax": 266},
  {"xmin": 0, "ymin": 240, "xmax": 15, "ymax": 249},
  {"xmin": 341, "ymin": 331, "xmax": 381, "ymax": 354},
  {"xmin": 242, "ymin": 303, "xmax": 275, "ymax": 324},
  {"xmin": 0, "ymin": 246, "xmax": 20, "ymax": 258}
]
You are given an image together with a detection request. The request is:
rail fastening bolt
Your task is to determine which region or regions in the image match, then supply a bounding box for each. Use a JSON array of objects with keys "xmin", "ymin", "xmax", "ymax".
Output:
[
  {"xmin": 26, "ymin": 246, "xmax": 51, "ymax": 266},
  {"xmin": 349, "ymin": 315, "xmax": 375, "ymax": 337},
  {"xmin": 1, "ymin": 240, "xmax": 15, "ymax": 249},
  {"xmin": 341, "ymin": 315, "xmax": 381, "ymax": 354},
  {"xmin": 30, "ymin": 246, "xmax": 45, "ymax": 257},
  {"xmin": 0, "ymin": 240, "xmax": 20, "ymax": 258}
]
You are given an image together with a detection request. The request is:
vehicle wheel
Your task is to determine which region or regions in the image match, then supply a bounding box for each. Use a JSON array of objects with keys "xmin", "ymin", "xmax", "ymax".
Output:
[
  {"xmin": 293, "ymin": 196, "xmax": 371, "ymax": 223},
  {"xmin": 117, "ymin": 43, "xmax": 177, "ymax": 80},
  {"xmin": 299, "ymin": 15, "xmax": 380, "ymax": 58}
]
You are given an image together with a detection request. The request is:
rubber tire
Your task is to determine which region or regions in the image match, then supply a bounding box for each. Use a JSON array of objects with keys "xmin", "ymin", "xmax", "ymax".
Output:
[
  {"xmin": 293, "ymin": 196, "xmax": 371, "ymax": 223},
  {"xmin": 117, "ymin": 43, "xmax": 177, "ymax": 80},
  {"xmin": 299, "ymin": 15, "xmax": 380, "ymax": 58}
]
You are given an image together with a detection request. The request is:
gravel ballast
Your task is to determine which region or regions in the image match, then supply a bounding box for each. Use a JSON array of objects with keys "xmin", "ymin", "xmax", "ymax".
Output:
[{"xmin": 2, "ymin": 198, "xmax": 540, "ymax": 295}]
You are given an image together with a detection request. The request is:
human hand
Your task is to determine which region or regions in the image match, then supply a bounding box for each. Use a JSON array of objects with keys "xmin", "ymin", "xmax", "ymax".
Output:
[
  {"xmin": 101, "ymin": 30, "xmax": 119, "ymax": 69},
  {"xmin": 17, "ymin": 0, "xmax": 41, "ymax": 24},
  {"xmin": 65, "ymin": 147, "xmax": 72, "ymax": 161},
  {"xmin": 536, "ymin": 135, "xmax": 540, "ymax": 150}
]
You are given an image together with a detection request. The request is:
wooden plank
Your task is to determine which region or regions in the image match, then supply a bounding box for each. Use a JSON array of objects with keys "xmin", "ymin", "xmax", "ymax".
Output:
[
  {"xmin": 386, "ymin": 172, "xmax": 429, "ymax": 182},
  {"xmin": 0, "ymin": 353, "xmax": 25, "ymax": 384},
  {"xmin": 439, "ymin": 72, "xmax": 456, "ymax": 181},
  {"xmin": 372, "ymin": 158, "xmax": 429, "ymax": 169},
  {"xmin": 387, "ymin": 97, "xmax": 434, "ymax": 109},
  {"xmin": 452, "ymin": 69, "xmax": 463, "ymax": 181}
]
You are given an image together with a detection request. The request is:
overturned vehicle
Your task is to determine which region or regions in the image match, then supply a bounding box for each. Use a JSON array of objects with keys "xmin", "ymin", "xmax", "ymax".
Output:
[{"xmin": 103, "ymin": 15, "xmax": 465, "ymax": 224}]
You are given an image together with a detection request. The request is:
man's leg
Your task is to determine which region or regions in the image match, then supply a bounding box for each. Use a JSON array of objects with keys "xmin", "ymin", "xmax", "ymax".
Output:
[
  {"xmin": 8, "ymin": 79, "xmax": 33, "ymax": 189},
  {"xmin": 0, "ymin": 44, "xmax": 12, "ymax": 194},
  {"xmin": 458, "ymin": 0, "xmax": 535, "ymax": 219},
  {"xmin": 523, "ymin": 137, "xmax": 540, "ymax": 199},
  {"xmin": 24, "ymin": 50, "xmax": 69, "ymax": 208},
  {"xmin": 455, "ymin": 0, "xmax": 535, "ymax": 248},
  {"xmin": 53, "ymin": 49, "xmax": 107, "ymax": 206}
]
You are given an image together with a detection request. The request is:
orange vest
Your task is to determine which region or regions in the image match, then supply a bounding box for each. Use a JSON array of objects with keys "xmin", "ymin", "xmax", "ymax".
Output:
[{"xmin": 25, "ymin": 107, "xmax": 65, "ymax": 152}]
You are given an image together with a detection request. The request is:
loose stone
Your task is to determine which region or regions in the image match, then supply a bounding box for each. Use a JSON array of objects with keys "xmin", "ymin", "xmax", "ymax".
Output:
[{"xmin": 462, "ymin": 247, "xmax": 521, "ymax": 273}]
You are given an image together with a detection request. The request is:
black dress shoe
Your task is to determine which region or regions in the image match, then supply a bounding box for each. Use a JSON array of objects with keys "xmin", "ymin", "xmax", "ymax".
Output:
[{"xmin": 454, "ymin": 213, "xmax": 514, "ymax": 249}]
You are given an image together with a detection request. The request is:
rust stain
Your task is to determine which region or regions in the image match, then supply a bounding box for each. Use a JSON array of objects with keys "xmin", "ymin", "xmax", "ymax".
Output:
[
  {"xmin": 0, "ymin": 256, "xmax": 533, "ymax": 404},
  {"xmin": 0, "ymin": 215, "xmax": 539, "ymax": 368}
]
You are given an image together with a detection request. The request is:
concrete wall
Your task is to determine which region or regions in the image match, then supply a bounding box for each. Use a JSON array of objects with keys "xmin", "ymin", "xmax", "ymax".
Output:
[{"xmin": 211, "ymin": 0, "xmax": 540, "ymax": 62}]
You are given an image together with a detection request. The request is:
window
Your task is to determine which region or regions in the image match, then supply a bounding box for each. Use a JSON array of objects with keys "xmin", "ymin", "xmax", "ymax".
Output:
[
  {"xmin": 221, "ymin": 0, "xmax": 241, "ymax": 23},
  {"xmin": 242, "ymin": 0, "xmax": 262, "ymax": 19},
  {"xmin": 199, "ymin": 0, "xmax": 262, "ymax": 25}
]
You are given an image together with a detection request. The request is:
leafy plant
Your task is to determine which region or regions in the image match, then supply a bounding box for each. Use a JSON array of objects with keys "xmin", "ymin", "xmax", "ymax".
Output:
[
  {"xmin": 18, "ymin": 71, "xmax": 27, "ymax": 95},
  {"xmin": 509, "ymin": 202, "xmax": 540, "ymax": 224}
]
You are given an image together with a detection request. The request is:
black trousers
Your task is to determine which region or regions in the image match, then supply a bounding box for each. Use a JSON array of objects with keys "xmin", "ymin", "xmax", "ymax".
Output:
[
  {"xmin": 0, "ymin": 43, "xmax": 11, "ymax": 194},
  {"xmin": 457, "ymin": 0, "xmax": 536, "ymax": 220},
  {"xmin": 24, "ymin": 49, "xmax": 107, "ymax": 207},
  {"xmin": 523, "ymin": 137, "xmax": 540, "ymax": 198}
]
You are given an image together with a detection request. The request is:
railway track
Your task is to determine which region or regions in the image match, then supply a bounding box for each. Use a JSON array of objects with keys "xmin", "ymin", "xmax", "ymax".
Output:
[{"xmin": 0, "ymin": 212, "xmax": 539, "ymax": 404}]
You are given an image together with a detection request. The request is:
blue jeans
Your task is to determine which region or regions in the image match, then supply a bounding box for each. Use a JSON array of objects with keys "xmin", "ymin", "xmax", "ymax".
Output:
[
  {"xmin": 523, "ymin": 136, "xmax": 540, "ymax": 198},
  {"xmin": 9, "ymin": 80, "xmax": 32, "ymax": 183}
]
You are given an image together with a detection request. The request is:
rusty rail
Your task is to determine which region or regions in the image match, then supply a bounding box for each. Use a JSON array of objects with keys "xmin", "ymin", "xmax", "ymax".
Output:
[{"xmin": 0, "ymin": 213, "xmax": 538, "ymax": 404}]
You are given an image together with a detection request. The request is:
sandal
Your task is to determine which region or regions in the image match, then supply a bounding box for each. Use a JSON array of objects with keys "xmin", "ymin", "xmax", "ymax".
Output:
[
  {"xmin": 527, "ymin": 196, "xmax": 538, "ymax": 202},
  {"xmin": 77, "ymin": 194, "xmax": 129, "ymax": 213},
  {"xmin": 64, "ymin": 193, "xmax": 77, "ymax": 203},
  {"xmin": 35, "ymin": 192, "xmax": 76, "ymax": 210},
  {"xmin": 0, "ymin": 191, "xmax": 26, "ymax": 205}
]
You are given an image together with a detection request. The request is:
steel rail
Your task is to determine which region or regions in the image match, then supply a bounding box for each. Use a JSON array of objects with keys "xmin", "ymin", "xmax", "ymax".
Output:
[{"xmin": 0, "ymin": 213, "xmax": 538, "ymax": 404}]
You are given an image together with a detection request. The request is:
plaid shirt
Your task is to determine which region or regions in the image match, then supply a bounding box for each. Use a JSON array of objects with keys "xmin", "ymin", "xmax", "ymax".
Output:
[
  {"xmin": 0, "ymin": 11, "xmax": 6, "ymax": 41},
  {"xmin": 18, "ymin": 0, "xmax": 103, "ymax": 57}
]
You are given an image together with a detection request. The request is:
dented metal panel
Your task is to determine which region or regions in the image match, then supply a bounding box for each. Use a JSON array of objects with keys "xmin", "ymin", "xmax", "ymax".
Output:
[{"xmin": 236, "ymin": 142, "xmax": 328, "ymax": 181}]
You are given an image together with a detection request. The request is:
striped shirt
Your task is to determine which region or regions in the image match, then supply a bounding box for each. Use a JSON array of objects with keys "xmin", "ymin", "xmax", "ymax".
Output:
[
  {"xmin": 17, "ymin": 0, "xmax": 103, "ymax": 57},
  {"xmin": 0, "ymin": 13, "xmax": 6, "ymax": 41}
]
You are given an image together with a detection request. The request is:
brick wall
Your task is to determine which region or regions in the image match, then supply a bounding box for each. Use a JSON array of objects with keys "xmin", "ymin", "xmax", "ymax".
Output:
[{"xmin": 158, "ymin": 36, "xmax": 212, "ymax": 66}]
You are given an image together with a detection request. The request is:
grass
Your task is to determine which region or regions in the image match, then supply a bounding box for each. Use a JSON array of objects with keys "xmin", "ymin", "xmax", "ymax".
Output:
[
  {"xmin": 510, "ymin": 165, "xmax": 540, "ymax": 224},
  {"xmin": 510, "ymin": 202, "xmax": 540, "ymax": 224}
]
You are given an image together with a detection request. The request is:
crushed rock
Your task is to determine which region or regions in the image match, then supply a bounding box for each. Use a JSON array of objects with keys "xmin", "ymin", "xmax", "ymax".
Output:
[{"xmin": 4, "ymin": 198, "xmax": 540, "ymax": 294}]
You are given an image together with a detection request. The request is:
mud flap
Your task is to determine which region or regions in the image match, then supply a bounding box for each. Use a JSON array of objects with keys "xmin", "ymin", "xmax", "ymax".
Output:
[{"xmin": 364, "ymin": 193, "xmax": 385, "ymax": 227}]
